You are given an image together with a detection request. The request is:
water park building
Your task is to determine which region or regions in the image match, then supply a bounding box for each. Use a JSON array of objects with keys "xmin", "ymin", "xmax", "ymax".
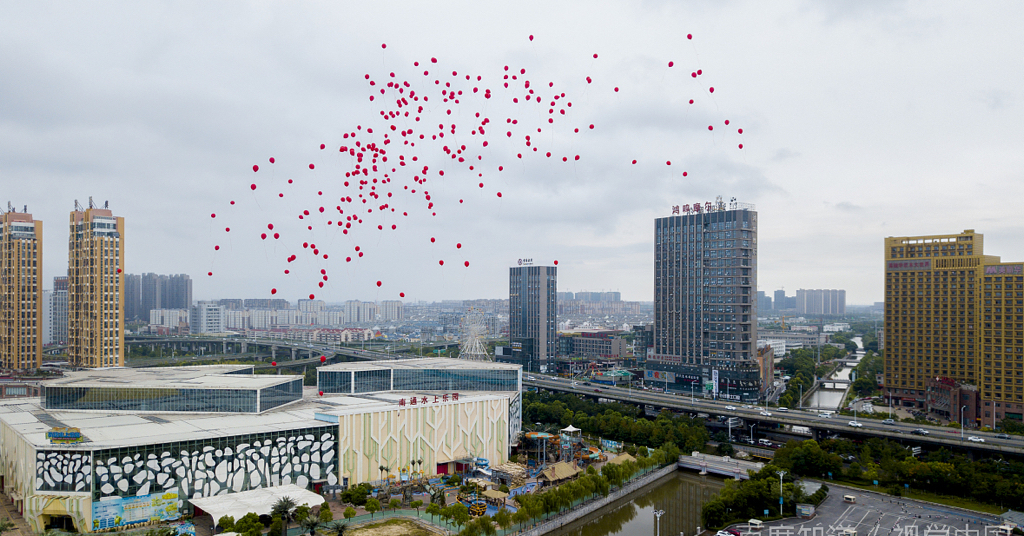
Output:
[{"xmin": 0, "ymin": 360, "xmax": 522, "ymax": 533}]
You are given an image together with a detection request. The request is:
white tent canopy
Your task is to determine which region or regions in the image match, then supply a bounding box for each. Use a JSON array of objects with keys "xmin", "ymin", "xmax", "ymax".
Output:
[
  {"xmin": 190, "ymin": 484, "xmax": 324, "ymax": 523},
  {"xmin": 560, "ymin": 425, "xmax": 581, "ymax": 433}
]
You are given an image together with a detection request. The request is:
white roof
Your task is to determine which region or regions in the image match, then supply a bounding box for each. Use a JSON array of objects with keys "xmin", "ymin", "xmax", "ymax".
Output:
[
  {"xmin": 320, "ymin": 357, "xmax": 519, "ymax": 372},
  {"xmin": 46, "ymin": 365, "xmax": 299, "ymax": 390},
  {"xmin": 189, "ymin": 484, "xmax": 323, "ymax": 522},
  {"xmin": 560, "ymin": 425, "xmax": 581, "ymax": 433}
]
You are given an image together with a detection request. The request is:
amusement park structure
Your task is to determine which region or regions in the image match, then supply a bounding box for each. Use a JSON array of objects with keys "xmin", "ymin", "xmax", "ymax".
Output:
[{"xmin": 458, "ymin": 308, "xmax": 491, "ymax": 361}]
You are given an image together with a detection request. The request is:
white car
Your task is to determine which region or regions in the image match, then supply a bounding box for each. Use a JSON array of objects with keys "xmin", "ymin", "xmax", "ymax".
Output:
[
  {"xmin": 777, "ymin": 407, "xmax": 789, "ymax": 412},
  {"xmin": 760, "ymin": 411, "xmax": 772, "ymax": 417},
  {"xmin": 742, "ymin": 405, "xmax": 754, "ymax": 409},
  {"xmin": 967, "ymin": 436, "xmax": 985, "ymax": 443},
  {"xmin": 725, "ymin": 405, "xmax": 737, "ymax": 410},
  {"xmin": 849, "ymin": 421, "xmax": 863, "ymax": 428}
]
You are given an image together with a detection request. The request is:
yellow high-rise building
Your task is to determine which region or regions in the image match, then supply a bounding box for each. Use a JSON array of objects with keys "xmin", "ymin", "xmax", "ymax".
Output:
[
  {"xmin": 68, "ymin": 202, "xmax": 124, "ymax": 368},
  {"xmin": 884, "ymin": 229, "xmax": 1024, "ymax": 425},
  {"xmin": 0, "ymin": 208, "xmax": 43, "ymax": 370}
]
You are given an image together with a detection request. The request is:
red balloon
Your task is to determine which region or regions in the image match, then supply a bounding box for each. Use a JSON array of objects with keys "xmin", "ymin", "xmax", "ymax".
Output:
[
  {"xmin": 274, "ymin": 233, "xmax": 280, "ymax": 239},
  {"xmin": 309, "ymin": 163, "xmax": 315, "ymax": 170},
  {"xmin": 464, "ymin": 261, "xmax": 470, "ymax": 267},
  {"xmin": 456, "ymin": 243, "xmax": 462, "ymax": 249},
  {"xmin": 320, "ymin": 143, "xmax": 326, "ymax": 150},
  {"xmin": 207, "ymin": 271, "xmax": 212, "ymax": 276},
  {"xmin": 400, "ymin": 292, "xmax": 405, "ymax": 297},
  {"xmin": 438, "ymin": 260, "xmax": 444, "ymax": 266},
  {"xmin": 214, "ymin": 245, "xmax": 220, "ymax": 250},
  {"xmin": 272, "ymin": 361, "xmax": 277, "ymax": 366},
  {"xmin": 430, "ymin": 237, "xmax": 435, "ymax": 243},
  {"xmin": 210, "ymin": 213, "xmax": 216, "ymax": 218},
  {"xmin": 554, "ymin": 260, "xmax": 558, "ymax": 265},
  {"xmin": 614, "ymin": 87, "xmax": 619, "ymax": 92},
  {"xmin": 724, "ymin": 119, "xmax": 730, "ymax": 125},
  {"xmin": 271, "ymin": 288, "xmax": 277, "ymax": 294},
  {"xmin": 697, "ymin": 69, "xmax": 702, "ymax": 75},
  {"xmin": 589, "ymin": 124, "xmax": 595, "ymax": 129},
  {"xmin": 261, "ymin": 233, "xmax": 267, "ymax": 240},
  {"xmin": 529, "ymin": 35, "xmax": 534, "ymax": 41},
  {"xmin": 225, "ymin": 227, "xmax": 230, "ymax": 232},
  {"xmin": 377, "ymin": 281, "xmax": 382, "ymax": 287},
  {"xmin": 250, "ymin": 184, "xmax": 257, "ymax": 190},
  {"xmin": 668, "ymin": 61, "xmax": 674, "ymax": 67},
  {"xmin": 708, "ymin": 125, "xmax": 714, "ymax": 131},
  {"xmin": 683, "ymin": 171, "xmax": 688, "ymax": 177},
  {"xmin": 319, "ymin": 391, "xmax": 324, "ymax": 396},
  {"xmin": 497, "ymin": 192, "xmax": 502, "ymax": 198},
  {"xmin": 632, "ymin": 160, "xmax": 637, "ymax": 164},
  {"xmin": 666, "ymin": 161, "xmax": 671, "ymax": 165},
  {"xmin": 689, "ymin": 99, "xmax": 694, "ymax": 104},
  {"xmin": 738, "ymin": 128, "xmax": 743, "ymax": 134},
  {"xmin": 253, "ymin": 165, "xmax": 259, "ymax": 172},
  {"xmin": 321, "ymin": 355, "xmax": 326, "ymax": 363},
  {"xmin": 230, "ymin": 201, "xmax": 235, "ymax": 205},
  {"xmin": 687, "ymin": 33, "xmax": 692, "ymax": 39},
  {"xmin": 309, "ymin": 294, "xmax": 315, "ymax": 300},
  {"xmin": 709, "ymin": 87, "xmax": 715, "ymax": 93},
  {"xmin": 738, "ymin": 144, "xmax": 744, "ymax": 149},
  {"xmin": 381, "ymin": 43, "xmax": 387, "ymax": 49},
  {"xmin": 269, "ymin": 157, "xmax": 275, "ymax": 163}
]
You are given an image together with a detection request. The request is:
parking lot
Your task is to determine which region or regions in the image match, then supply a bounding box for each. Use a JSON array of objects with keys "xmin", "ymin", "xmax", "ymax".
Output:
[{"xmin": 738, "ymin": 482, "xmax": 1001, "ymax": 536}]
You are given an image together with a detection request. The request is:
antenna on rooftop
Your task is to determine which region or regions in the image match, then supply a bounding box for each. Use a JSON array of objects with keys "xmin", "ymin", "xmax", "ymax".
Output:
[
  {"xmin": 74, "ymin": 199, "xmax": 84, "ymax": 212},
  {"xmin": 104, "ymin": 200, "xmax": 109, "ymax": 209},
  {"xmin": 88, "ymin": 196, "xmax": 94, "ymax": 209}
]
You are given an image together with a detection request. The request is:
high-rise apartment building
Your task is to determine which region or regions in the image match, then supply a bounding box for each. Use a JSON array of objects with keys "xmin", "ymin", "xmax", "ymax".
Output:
[
  {"xmin": 68, "ymin": 202, "xmax": 124, "ymax": 368},
  {"xmin": 124, "ymin": 273, "xmax": 142, "ymax": 321},
  {"xmin": 190, "ymin": 301, "xmax": 225, "ymax": 335},
  {"xmin": 379, "ymin": 300, "xmax": 404, "ymax": 321},
  {"xmin": 0, "ymin": 209, "xmax": 43, "ymax": 370},
  {"xmin": 796, "ymin": 289, "xmax": 846, "ymax": 316},
  {"xmin": 649, "ymin": 199, "xmax": 762, "ymax": 402},
  {"xmin": 884, "ymin": 229, "xmax": 1024, "ymax": 425},
  {"xmin": 140, "ymin": 272, "xmax": 166, "ymax": 318},
  {"xmin": 51, "ymin": 276, "xmax": 68, "ymax": 344},
  {"xmin": 508, "ymin": 264, "xmax": 557, "ymax": 373},
  {"xmin": 164, "ymin": 274, "xmax": 192, "ymax": 310},
  {"xmin": 41, "ymin": 290, "xmax": 52, "ymax": 345}
]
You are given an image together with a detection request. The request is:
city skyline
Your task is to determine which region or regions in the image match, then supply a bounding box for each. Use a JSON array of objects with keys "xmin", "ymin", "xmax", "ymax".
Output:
[{"xmin": 3, "ymin": 3, "xmax": 1023, "ymax": 304}]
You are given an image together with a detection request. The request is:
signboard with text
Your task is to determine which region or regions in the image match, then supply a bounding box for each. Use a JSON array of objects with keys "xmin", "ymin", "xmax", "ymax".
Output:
[
  {"xmin": 886, "ymin": 260, "xmax": 931, "ymax": 271},
  {"xmin": 92, "ymin": 491, "xmax": 180, "ymax": 531},
  {"xmin": 985, "ymin": 264, "xmax": 1023, "ymax": 275}
]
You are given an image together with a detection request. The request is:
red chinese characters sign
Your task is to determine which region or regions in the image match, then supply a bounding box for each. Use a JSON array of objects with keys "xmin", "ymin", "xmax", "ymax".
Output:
[
  {"xmin": 886, "ymin": 260, "xmax": 932, "ymax": 271},
  {"xmin": 398, "ymin": 393, "xmax": 459, "ymax": 407}
]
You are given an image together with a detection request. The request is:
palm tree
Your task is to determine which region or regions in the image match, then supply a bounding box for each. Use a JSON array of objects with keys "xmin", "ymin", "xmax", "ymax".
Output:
[
  {"xmin": 320, "ymin": 520, "xmax": 349, "ymax": 536},
  {"xmin": 298, "ymin": 516, "xmax": 319, "ymax": 536},
  {"xmin": 271, "ymin": 496, "xmax": 298, "ymax": 536}
]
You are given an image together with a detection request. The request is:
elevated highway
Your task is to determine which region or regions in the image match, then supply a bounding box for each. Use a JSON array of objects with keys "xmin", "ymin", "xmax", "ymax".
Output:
[{"xmin": 524, "ymin": 375, "xmax": 1024, "ymax": 457}]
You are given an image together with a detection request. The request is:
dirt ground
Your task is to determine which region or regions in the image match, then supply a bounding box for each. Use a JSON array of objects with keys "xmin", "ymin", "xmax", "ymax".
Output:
[{"xmin": 349, "ymin": 518, "xmax": 435, "ymax": 536}]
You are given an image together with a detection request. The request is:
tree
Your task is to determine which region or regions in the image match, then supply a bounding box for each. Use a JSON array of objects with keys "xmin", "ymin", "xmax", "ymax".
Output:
[
  {"xmin": 299, "ymin": 516, "xmax": 319, "ymax": 536},
  {"xmin": 388, "ymin": 498, "xmax": 401, "ymax": 512},
  {"xmin": 511, "ymin": 509, "xmax": 529, "ymax": 531},
  {"xmin": 217, "ymin": 515, "xmax": 236, "ymax": 532},
  {"xmin": 493, "ymin": 508, "xmax": 512, "ymax": 532},
  {"xmin": 271, "ymin": 496, "xmax": 298, "ymax": 536},
  {"xmin": 425, "ymin": 502, "xmax": 442, "ymax": 522},
  {"xmin": 294, "ymin": 504, "xmax": 311, "ymax": 524},
  {"xmin": 320, "ymin": 520, "xmax": 350, "ymax": 536},
  {"xmin": 365, "ymin": 498, "xmax": 381, "ymax": 519},
  {"xmin": 234, "ymin": 513, "xmax": 264, "ymax": 536},
  {"xmin": 448, "ymin": 503, "xmax": 470, "ymax": 531},
  {"xmin": 343, "ymin": 507, "xmax": 356, "ymax": 520},
  {"xmin": 410, "ymin": 499, "xmax": 423, "ymax": 514},
  {"xmin": 319, "ymin": 502, "xmax": 334, "ymax": 523},
  {"xmin": 268, "ymin": 515, "xmax": 283, "ymax": 536}
]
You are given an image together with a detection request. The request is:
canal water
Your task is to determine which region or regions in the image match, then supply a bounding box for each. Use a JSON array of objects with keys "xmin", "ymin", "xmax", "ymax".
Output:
[
  {"xmin": 546, "ymin": 471, "xmax": 726, "ymax": 536},
  {"xmin": 804, "ymin": 336, "xmax": 864, "ymax": 410}
]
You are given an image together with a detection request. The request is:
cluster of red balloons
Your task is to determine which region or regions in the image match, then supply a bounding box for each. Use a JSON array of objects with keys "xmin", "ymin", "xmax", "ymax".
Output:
[{"xmin": 215, "ymin": 34, "xmax": 745, "ymax": 300}]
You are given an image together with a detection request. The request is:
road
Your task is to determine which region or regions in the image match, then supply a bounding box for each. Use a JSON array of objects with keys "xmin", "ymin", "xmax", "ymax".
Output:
[{"xmin": 524, "ymin": 374, "xmax": 1024, "ymax": 456}]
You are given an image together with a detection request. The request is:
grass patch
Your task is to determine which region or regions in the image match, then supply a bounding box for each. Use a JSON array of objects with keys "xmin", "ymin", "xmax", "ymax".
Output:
[
  {"xmin": 829, "ymin": 479, "xmax": 1005, "ymax": 515},
  {"xmin": 350, "ymin": 518, "xmax": 435, "ymax": 536}
]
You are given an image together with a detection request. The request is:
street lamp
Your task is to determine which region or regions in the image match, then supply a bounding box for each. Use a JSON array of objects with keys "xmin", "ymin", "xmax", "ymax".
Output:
[
  {"xmin": 654, "ymin": 509, "xmax": 665, "ymax": 536},
  {"xmin": 961, "ymin": 405, "xmax": 968, "ymax": 441},
  {"xmin": 749, "ymin": 423, "xmax": 756, "ymax": 444},
  {"xmin": 776, "ymin": 470, "xmax": 787, "ymax": 516}
]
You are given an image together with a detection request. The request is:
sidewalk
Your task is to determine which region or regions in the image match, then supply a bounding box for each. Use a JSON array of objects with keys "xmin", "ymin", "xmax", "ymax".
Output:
[{"xmin": 0, "ymin": 494, "xmax": 32, "ymax": 536}]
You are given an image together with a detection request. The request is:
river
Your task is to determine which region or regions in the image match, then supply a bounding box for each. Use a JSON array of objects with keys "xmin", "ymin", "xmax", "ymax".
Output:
[
  {"xmin": 803, "ymin": 335, "xmax": 864, "ymax": 410},
  {"xmin": 546, "ymin": 471, "xmax": 726, "ymax": 536}
]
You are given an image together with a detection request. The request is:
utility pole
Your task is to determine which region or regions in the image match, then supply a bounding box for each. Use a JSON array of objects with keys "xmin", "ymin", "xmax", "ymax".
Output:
[{"xmin": 776, "ymin": 470, "xmax": 787, "ymax": 516}]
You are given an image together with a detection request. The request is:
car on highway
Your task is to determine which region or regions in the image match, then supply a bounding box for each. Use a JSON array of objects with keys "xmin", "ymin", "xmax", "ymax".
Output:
[
  {"xmin": 760, "ymin": 411, "xmax": 772, "ymax": 417},
  {"xmin": 848, "ymin": 421, "xmax": 863, "ymax": 427},
  {"xmin": 777, "ymin": 407, "xmax": 788, "ymax": 412},
  {"xmin": 995, "ymin": 433, "xmax": 1012, "ymax": 440},
  {"xmin": 881, "ymin": 419, "xmax": 896, "ymax": 425},
  {"xmin": 742, "ymin": 405, "xmax": 754, "ymax": 409},
  {"xmin": 594, "ymin": 389, "xmax": 602, "ymax": 393},
  {"xmin": 725, "ymin": 405, "xmax": 737, "ymax": 410},
  {"xmin": 911, "ymin": 428, "xmax": 930, "ymax": 435},
  {"xmin": 967, "ymin": 436, "xmax": 985, "ymax": 443}
]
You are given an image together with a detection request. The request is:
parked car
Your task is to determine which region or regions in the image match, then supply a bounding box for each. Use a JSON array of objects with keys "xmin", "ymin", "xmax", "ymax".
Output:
[
  {"xmin": 911, "ymin": 428, "xmax": 930, "ymax": 436},
  {"xmin": 849, "ymin": 421, "xmax": 863, "ymax": 428},
  {"xmin": 726, "ymin": 529, "xmax": 742, "ymax": 536},
  {"xmin": 967, "ymin": 436, "xmax": 985, "ymax": 443}
]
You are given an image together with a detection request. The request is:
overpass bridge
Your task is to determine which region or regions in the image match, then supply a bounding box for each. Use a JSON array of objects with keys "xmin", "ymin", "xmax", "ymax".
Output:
[
  {"xmin": 677, "ymin": 453, "xmax": 763, "ymax": 480},
  {"xmin": 525, "ymin": 376, "xmax": 1024, "ymax": 458}
]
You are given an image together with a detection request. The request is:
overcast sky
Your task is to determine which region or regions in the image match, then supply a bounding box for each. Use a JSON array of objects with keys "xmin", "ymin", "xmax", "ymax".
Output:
[{"xmin": 3, "ymin": 1, "xmax": 1022, "ymax": 305}]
